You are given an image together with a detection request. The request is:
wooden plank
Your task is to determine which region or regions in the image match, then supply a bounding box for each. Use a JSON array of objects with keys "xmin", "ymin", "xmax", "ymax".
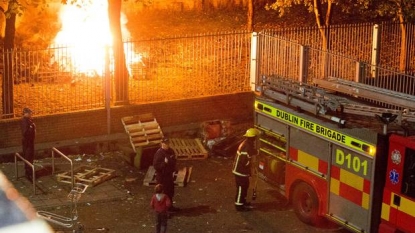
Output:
[
  {"xmin": 130, "ymin": 128, "xmax": 161, "ymax": 137},
  {"xmin": 143, "ymin": 166, "xmax": 157, "ymax": 186},
  {"xmin": 170, "ymin": 138, "xmax": 208, "ymax": 160},
  {"xmin": 174, "ymin": 167, "xmax": 187, "ymax": 187},
  {"xmin": 56, "ymin": 166, "xmax": 116, "ymax": 187},
  {"xmin": 126, "ymin": 121, "xmax": 159, "ymax": 131},
  {"xmin": 143, "ymin": 166, "xmax": 191, "ymax": 187},
  {"xmin": 122, "ymin": 113, "xmax": 155, "ymax": 126},
  {"xmin": 121, "ymin": 113, "xmax": 164, "ymax": 152},
  {"xmin": 133, "ymin": 139, "xmax": 162, "ymax": 148},
  {"xmin": 186, "ymin": 167, "xmax": 193, "ymax": 184}
]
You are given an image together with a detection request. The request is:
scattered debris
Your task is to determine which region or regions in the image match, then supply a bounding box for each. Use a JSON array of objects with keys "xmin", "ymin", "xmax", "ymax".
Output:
[
  {"xmin": 125, "ymin": 177, "xmax": 138, "ymax": 182},
  {"xmin": 56, "ymin": 166, "xmax": 116, "ymax": 187}
]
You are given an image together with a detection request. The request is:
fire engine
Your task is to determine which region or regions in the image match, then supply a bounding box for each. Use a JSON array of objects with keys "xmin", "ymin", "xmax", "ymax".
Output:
[{"xmin": 254, "ymin": 75, "xmax": 415, "ymax": 233}]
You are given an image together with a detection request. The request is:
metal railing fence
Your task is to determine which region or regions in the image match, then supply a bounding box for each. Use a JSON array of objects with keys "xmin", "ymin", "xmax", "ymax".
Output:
[
  {"xmin": 0, "ymin": 31, "xmax": 252, "ymax": 117},
  {"xmin": 266, "ymin": 22, "xmax": 415, "ymax": 73},
  {"xmin": 257, "ymin": 33, "xmax": 415, "ymax": 109},
  {"xmin": 124, "ymin": 31, "xmax": 252, "ymax": 104},
  {"xmin": 1, "ymin": 23, "xmax": 415, "ymax": 119}
]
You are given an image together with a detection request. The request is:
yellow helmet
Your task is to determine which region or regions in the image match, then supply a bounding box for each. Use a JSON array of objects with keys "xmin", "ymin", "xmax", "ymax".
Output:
[{"xmin": 243, "ymin": 128, "xmax": 260, "ymax": 137}]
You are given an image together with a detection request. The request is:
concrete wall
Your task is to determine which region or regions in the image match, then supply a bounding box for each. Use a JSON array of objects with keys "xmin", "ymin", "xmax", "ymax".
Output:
[{"xmin": 0, "ymin": 92, "xmax": 254, "ymax": 150}]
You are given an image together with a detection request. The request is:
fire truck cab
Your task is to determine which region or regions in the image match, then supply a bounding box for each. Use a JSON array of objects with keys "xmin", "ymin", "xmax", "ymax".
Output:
[{"xmin": 254, "ymin": 76, "xmax": 415, "ymax": 233}]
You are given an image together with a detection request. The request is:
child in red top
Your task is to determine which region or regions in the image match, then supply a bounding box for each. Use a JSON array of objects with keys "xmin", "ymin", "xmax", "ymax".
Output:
[{"xmin": 150, "ymin": 184, "xmax": 171, "ymax": 233}]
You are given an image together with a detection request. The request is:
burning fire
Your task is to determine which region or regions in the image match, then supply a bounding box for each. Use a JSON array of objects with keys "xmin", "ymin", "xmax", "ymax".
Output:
[{"xmin": 52, "ymin": 1, "xmax": 141, "ymax": 77}]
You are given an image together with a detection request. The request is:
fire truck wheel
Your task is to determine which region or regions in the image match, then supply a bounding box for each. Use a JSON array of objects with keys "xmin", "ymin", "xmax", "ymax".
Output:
[{"xmin": 292, "ymin": 182, "xmax": 321, "ymax": 226}]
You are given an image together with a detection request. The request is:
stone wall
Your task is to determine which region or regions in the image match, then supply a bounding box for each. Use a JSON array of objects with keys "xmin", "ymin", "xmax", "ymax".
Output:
[{"xmin": 0, "ymin": 92, "xmax": 254, "ymax": 150}]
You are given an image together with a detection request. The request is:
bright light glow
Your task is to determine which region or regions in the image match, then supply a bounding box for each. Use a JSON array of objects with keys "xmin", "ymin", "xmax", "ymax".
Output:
[{"xmin": 51, "ymin": 1, "xmax": 142, "ymax": 77}]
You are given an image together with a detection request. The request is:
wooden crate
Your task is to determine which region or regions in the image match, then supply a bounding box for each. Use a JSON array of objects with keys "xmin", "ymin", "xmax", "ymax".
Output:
[
  {"xmin": 143, "ymin": 166, "xmax": 192, "ymax": 187},
  {"xmin": 121, "ymin": 113, "xmax": 164, "ymax": 152},
  {"xmin": 56, "ymin": 166, "xmax": 116, "ymax": 187},
  {"xmin": 169, "ymin": 138, "xmax": 208, "ymax": 160}
]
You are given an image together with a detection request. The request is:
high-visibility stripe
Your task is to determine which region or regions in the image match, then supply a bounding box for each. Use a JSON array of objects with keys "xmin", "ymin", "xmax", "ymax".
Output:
[
  {"xmin": 331, "ymin": 165, "xmax": 371, "ymax": 209},
  {"xmin": 400, "ymin": 197, "xmax": 415, "ymax": 217},
  {"xmin": 330, "ymin": 178, "xmax": 340, "ymax": 195},
  {"xmin": 339, "ymin": 168, "xmax": 364, "ymax": 191},
  {"xmin": 297, "ymin": 150, "xmax": 319, "ymax": 171},
  {"xmin": 255, "ymin": 100, "xmax": 376, "ymax": 155},
  {"xmin": 235, "ymin": 186, "xmax": 243, "ymax": 205},
  {"xmin": 362, "ymin": 193, "xmax": 370, "ymax": 209},
  {"xmin": 389, "ymin": 193, "xmax": 415, "ymax": 217},
  {"xmin": 381, "ymin": 203, "xmax": 391, "ymax": 221},
  {"xmin": 233, "ymin": 171, "xmax": 249, "ymax": 177},
  {"xmin": 232, "ymin": 151, "xmax": 250, "ymax": 176}
]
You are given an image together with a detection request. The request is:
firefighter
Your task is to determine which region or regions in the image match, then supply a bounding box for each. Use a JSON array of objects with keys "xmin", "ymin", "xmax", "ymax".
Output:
[
  {"xmin": 152, "ymin": 137, "xmax": 180, "ymax": 212},
  {"xmin": 232, "ymin": 128, "xmax": 259, "ymax": 211},
  {"xmin": 21, "ymin": 107, "xmax": 36, "ymax": 180}
]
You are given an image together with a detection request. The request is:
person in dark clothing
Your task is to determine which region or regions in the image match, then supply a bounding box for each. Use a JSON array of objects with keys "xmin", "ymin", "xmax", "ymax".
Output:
[
  {"xmin": 150, "ymin": 184, "xmax": 171, "ymax": 233},
  {"xmin": 152, "ymin": 138, "xmax": 179, "ymax": 212},
  {"xmin": 21, "ymin": 107, "xmax": 36, "ymax": 180},
  {"xmin": 232, "ymin": 128, "xmax": 259, "ymax": 211}
]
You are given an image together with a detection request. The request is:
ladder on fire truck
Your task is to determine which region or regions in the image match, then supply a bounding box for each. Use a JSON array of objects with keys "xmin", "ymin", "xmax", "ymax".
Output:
[{"xmin": 259, "ymin": 76, "xmax": 415, "ymax": 125}]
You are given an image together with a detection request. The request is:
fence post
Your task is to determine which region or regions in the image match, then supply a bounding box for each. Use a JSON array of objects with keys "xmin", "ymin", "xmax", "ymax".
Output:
[
  {"xmin": 105, "ymin": 46, "xmax": 111, "ymax": 135},
  {"xmin": 371, "ymin": 24, "xmax": 381, "ymax": 78},
  {"xmin": 355, "ymin": 61, "xmax": 366, "ymax": 83},
  {"xmin": 250, "ymin": 32, "xmax": 258, "ymax": 91},
  {"xmin": 299, "ymin": 45, "xmax": 309, "ymax": 83}
]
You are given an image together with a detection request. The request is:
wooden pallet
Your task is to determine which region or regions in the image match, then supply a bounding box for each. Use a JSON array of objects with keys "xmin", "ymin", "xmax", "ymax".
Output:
[
  {"xmin": 121, "ymin": 113, "xmax": 164, "ymax": 152},
  {"xmin": 56, "ymin": 166, "xmax": 116, "ymax": 187},
  {"xmin": 143, "ymin": 166, "xmax": 192, "ymax": 187},
  {"xmin": 169, "ymin": 138, "xmax": 208, "ymax": 160}
]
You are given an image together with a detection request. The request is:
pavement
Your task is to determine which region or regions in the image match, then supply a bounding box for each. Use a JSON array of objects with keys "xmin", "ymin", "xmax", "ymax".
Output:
[
  {"xmin": 0, "ymin": 134, "xmax": 133, "ymax": 233},
  {"xmin": 0, "ymin": 132, "xmax": 138, "ymax": 208},
  {"xmin": 0, "ymin": 154, "xmax": 130, "ymax": 211}
]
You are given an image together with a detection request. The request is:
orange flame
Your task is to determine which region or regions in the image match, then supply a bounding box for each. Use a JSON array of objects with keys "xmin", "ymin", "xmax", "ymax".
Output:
[{"xmin": 52, "ymin": 1, "xmax": 141, "ymax": 77}]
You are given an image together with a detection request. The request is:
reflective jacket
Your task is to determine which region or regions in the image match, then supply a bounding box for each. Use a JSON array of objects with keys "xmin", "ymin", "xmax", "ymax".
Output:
[{"xmin": 232, "ymin": 139, "xmax": 257, "ymax": 177}]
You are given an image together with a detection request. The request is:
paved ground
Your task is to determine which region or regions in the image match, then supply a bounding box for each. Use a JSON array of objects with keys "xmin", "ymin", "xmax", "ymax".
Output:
[
  {"xmin": 0, "ymin": 155, "xmax": 129, "ymax": 209},
  {"xmin": 1, "ymin": 145, "xmax": 350, "ymax": 233}
]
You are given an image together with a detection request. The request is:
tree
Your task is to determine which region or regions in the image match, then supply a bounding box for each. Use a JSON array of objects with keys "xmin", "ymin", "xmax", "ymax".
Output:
[
  {"xmin": 108, "ymin": 0, "xmax": 129, "ymax": 104},
  {"xmin": 266, "ymin": 0, "xmax": 331, "ymax": 51},
  {"xmin": 375, "ymin": 0, "xmax": 415, "ymax": 73},
  {"xmin": 247, "ymin": 0, "xmax": 254, "ymax": 32},
  {"xmin": 0, "ymin": 0, "xmax": 25, "ymax": 117},
  {"xmin": 266, "ymin": 0, "xmax": 370, "ymax": 51}
]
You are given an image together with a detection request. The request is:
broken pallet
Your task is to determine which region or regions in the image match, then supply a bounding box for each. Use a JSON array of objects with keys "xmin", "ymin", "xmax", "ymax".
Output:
[
  {"xmin": 56, "ymin": 166, "xmax": 116, "ymax": 187},
  {"xmin": 169, "ymin": 138, "xmax": 208, "ymax": 160},
  {"xmin": 121, "ymin": 113, "xmax": 164, "ymax": 152},
  {"xmin": 143, "ymin": 166, "xmax": 192, "ymax": 187}
]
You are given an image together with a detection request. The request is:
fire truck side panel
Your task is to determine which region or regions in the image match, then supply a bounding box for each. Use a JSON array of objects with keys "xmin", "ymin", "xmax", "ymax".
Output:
[
  {"xmin": 328, "ymin": 144, "xmax": 375, "ymax": 232},
  {"xmin": 254, "ymin": 99, "xmax": 380, "ymax": 233},
  {"xmin": 256, "ymin": 112, "xmax": 288, "ymax": 136},
  {"xmin": 289, "ymin": 128, "xmax": 330, "ymax": 168},
  {"xmin": 381, "ymin": 135, "xmax": 415, "ymax": 233},
  {"xmin": 284, "ymin": 158, "xmax": 328, "ymax": 214},
  {"xmin": 255, "ymin": 113, "xmax": 288, "ymax": 185}
]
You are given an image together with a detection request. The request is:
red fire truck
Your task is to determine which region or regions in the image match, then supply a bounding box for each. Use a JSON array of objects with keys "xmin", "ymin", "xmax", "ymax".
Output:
[{"xmin": 254, "ymin": 76, "xmax": 415, "ymax": 233}]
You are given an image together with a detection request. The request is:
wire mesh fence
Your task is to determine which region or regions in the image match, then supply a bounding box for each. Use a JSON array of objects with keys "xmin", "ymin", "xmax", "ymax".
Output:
[
  {"xmin": 2, "ymin": 22, "xmax": 415, "ymax": 119},
  {"xmin": 125, "ymin": 31, "xmax": 251, "ymax": 103},
  {"xmin": 0, "ymin": 31, "xmax": 252, "ymax": 118},
  {"xmin": 257, "ymin": 32, "xmax": 415, "ymax": 109},
  {"xmin": 266, "ymin": 22, "xmax": 415, "ymax": 74}
]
